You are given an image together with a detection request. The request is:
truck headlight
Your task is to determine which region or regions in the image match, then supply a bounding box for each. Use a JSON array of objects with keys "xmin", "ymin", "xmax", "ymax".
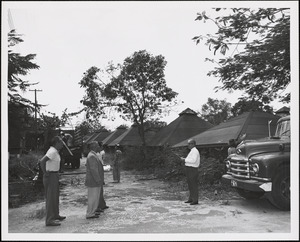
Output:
[{"xmin": 251, "ymin": 163, "xmax": 259, "ymax": 174}]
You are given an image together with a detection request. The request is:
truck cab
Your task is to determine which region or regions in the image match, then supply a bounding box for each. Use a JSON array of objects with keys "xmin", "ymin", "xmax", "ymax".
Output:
[{"xmin": 222, "ymin": 115, "xmax": 290, "ymax": 210}]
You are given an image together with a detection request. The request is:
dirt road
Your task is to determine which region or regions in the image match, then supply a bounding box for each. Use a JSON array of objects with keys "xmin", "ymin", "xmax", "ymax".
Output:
[{"xmin": 6, "ymin": 158, "xmax": 293, "ymax": 240}]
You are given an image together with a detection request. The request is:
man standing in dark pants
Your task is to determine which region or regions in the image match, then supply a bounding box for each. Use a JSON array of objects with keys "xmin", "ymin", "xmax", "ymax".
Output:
[
  {"xmin": 96, "ymin": 142, "xmax": 109, "ymax": 213},
  {"xmin": 181, "ymin": 139, "xmax": 200, "ymax": 205},
  {"xmin": 39, "ymin": 136, "xmax": 66, "ymax": 226}
]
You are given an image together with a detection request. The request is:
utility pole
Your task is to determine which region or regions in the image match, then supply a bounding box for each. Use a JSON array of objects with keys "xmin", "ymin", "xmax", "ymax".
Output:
[{"xmin": 29, "ymin": 89, "xmax": 42, "ymax": 151}]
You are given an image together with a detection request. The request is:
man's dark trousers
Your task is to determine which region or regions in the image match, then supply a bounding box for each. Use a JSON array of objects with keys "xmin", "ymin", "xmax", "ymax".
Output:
[
  {"xmin": 43, "ymin": 173, "xmax": 59, "ymax": 225},
  {"xmin": 185, "ymin": 166, "xmax": 199, "ymax": 203}
]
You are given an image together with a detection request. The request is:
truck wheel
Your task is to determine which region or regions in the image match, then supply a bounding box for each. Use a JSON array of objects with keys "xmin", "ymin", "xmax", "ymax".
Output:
[
  {"xmin": 270, "ymin": 166, "xmax": 290, "ymax": 210},
  {"xmin": 236, "ymin": 188, "xmax": 264, "ymax": 199}
]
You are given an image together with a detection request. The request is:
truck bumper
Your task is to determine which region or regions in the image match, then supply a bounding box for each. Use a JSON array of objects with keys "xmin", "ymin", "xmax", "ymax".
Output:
[{"xmin": 222, "ymin": 174, "xmax": 272, "ymax": 192}]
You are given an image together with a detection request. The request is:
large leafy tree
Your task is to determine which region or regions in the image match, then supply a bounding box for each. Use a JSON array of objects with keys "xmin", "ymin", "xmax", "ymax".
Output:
[
  {"xmin": 79, "ymin": 50, "xmax": 178, "ymax": 150},
  {"xmin": 8, "ymin": 30, "xmax": 40, "ymax": 151},
  {"xmin": 193, "ymin": 8, "xmax": 290, "ymax": 104},
  {"xmin": 199, "ymin": 98, "xmax": 232, "ymax": 125},
  {"xmin": 8, "ymin": 29, "xmax": 40, "ymax": 106},
  {"xmin": 231, "ymin": 98, "xmax": 274, "ymax": 117}
]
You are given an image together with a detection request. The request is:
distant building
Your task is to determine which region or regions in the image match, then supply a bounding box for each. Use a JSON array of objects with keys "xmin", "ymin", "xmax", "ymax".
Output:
[{"xmin": 275, "ymin": 106, "xmax": 290, "ymax": 117}]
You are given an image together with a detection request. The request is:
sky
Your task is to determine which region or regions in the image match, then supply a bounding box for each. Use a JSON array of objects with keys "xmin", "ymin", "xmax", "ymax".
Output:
[{"xmin": 2, "ymin": 1, "xmax": 298, "ymax": 131}]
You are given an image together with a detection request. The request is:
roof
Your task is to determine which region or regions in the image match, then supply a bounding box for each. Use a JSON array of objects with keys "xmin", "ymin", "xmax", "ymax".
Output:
[
  {"xmin": 147, "ymin": 108, "xmax": 213, "ymax": 147},
  {"xmin": 275, "ymin": 106, "xmax": 290, "ymax": 114},
  {"xmin": 108, "ymin": 123, "xmax": 156, "ymax": 147},
  {"xmin": 102, "ymin": 126, "xmax": 128, "ymax": 145},
  {"xmin": 173, "ymin": 111, "xmax": 281, "ymax": 148},
  {"xmin": 85, "ymin": 130, "xmax": 111, "ymax": 144}
]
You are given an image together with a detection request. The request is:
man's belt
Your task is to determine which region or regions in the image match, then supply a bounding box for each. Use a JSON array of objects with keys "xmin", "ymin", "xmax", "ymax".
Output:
[{"xmin": 46, "ymin": 171, "xmax": 59, "ymax": 173}]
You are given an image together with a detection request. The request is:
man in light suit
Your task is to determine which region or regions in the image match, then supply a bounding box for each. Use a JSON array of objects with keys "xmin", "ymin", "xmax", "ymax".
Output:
[{"xmin": 85, "ymin": 141, "xmax": 103, "ymax": 219}]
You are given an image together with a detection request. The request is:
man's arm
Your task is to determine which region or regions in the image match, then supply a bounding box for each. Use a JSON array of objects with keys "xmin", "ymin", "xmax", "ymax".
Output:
[{"xmin": 39, "ymin": 155, "xmax": 50, "ymax": 174}]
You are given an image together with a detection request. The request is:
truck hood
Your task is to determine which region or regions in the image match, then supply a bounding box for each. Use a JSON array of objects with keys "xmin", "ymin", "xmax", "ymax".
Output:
[{"xmin": 237, "ymin": 137, "xmax": 290, "ymax": 158}]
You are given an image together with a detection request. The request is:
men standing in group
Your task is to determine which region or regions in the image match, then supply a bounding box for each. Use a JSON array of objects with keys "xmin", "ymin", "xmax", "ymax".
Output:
[
  {"xmin": 112, "ymin": 144, "xmax": 122, "ymax": 183},
  {"xmin": 180, "ymin": 139, "xmax": 200, "ymax": 205},
  {"xmin": 39, "ymin": 136, "xmax": 66, "ymax": 226},
  {"xmin": 96, "ymin": 142, "xmax": 109, "ymax": 213},
  {"xmin": 85, "ymin": 141, "xmax": 103, "ymax": 219}
]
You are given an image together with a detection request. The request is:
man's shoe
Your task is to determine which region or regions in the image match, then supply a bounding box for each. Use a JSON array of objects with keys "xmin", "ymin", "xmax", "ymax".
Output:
[
  {"xmin": 102, "ymin": 206, "xmax": 109, "ymax": 209},
  {"xmin": 86, "ymin": 215, "xmax": 99, "ymax": 219},
  {"xmin": 46, "ymin": 221, "xmax": 61, "ymax": 226},
  {"xmin": 55, "ymin": 215, "xmax": 66, "ymax": 221},
  {"xmin": 184, "ymin": 200, "xmax": 192, "ymax": 203},
  {"xmin": 96, "ymin": 209, "xmax": 104, "ymax": 213},
  {"xmin": 190, "ymin": 202, "xmax": 198, "ymax": 205}
]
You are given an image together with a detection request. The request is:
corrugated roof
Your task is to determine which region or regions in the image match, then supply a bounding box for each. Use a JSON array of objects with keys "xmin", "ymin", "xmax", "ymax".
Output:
[
  {"xmin": 148, "ymin": 108, "xmax": 213, "ymax": 147},
  {"xmin": 108, "ymin": 124, "xmax": 156, "ymax": 147},
  {"xmin": 173, "ymin": 111, "xmax": 281, "ymax": 148},
  {"xmin": 102, "ymin": 126, "xmax": 128, "ymax": 145},
  {"xmin": 85, "ymin": 130, "xmax": 111, "ymax": 144},
  {"xmin": 84, "ymin": 132, "xmax": 99, "ymax": 144}
]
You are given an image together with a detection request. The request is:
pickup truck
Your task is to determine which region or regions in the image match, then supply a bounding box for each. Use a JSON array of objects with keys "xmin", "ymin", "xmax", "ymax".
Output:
[{"xmin": 222, "ymin": 115, "xmax": 290, "ymax": 210}]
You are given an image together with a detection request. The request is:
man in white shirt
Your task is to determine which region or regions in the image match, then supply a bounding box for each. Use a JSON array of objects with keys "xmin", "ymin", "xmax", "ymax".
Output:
[
  {"xmin": 181, "ymin": 139, "xmax": 200, "ymax": 205},
  {"xmin": 39, "ymin": 136, "xmax": 66, "ymax": 226}
]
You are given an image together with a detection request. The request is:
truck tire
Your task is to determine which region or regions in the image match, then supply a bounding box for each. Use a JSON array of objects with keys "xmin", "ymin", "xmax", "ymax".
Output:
[
  {"xmin": 236, "ymin": 188, "xmax": 264, "ymax": 200},
  {"xmin": 270, "ymin": 166, "xmax": 290, "ymax": 210}
]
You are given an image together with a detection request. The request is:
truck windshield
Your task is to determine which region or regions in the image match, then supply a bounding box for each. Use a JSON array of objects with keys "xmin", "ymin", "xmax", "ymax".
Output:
[{"xmin": 275, "ymin": 120, "xmax": 290, "ymax": 137}]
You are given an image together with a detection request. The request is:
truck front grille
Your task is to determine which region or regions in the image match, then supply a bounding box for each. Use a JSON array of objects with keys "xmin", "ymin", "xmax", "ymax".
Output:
[{"xmin": 227, "ymin": 157, "xmax": 254, "ymax": 179}]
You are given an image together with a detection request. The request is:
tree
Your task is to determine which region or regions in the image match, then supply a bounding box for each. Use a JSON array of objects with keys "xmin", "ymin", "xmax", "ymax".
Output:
[
  {"xmin": 199, "ymin": 98, "xmax": 232, "ymax": 125},
  {"xmin": 8, "ymin": 30, "xmax": 40, "ymax": 107},
  {"xmin": 79, "ymin": 50, "xmax": 178, "ymax": 154},
  {"xmin": 231, "ymin": 98, "xmax": 274, "ymax": 117},
  {"xmin": 8, "ymin": 30, "xmax": 40, "ymax": 153},
  {"xmin": 75, "ymin": 120, "xmax": 106, "ymax": 136},
  {"xmin": 193, "ymin": 8, "xmax": 290, "ymax": 104}
]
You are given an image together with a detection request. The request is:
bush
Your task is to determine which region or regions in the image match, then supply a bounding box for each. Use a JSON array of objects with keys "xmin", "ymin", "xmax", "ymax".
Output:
[
  {"xmin": 9, "ymin": 152, "xmax": 43, "ymax": 182},
  {"xmin": 9, "ymin": 152, "xmax": 45, "ymax": 208}
]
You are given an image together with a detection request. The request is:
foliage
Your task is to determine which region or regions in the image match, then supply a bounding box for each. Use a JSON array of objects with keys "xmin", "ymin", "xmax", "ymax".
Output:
[
  {"xmin": 231, "ymin": 98, "xmax": 274, "ymax": 117},
  {"xmin": 79, "ymin": 50, "xmax": 178, "ymax": 149},
  {"xmin": 8, "ymin": 29, "xmax": 40, "ymax": 107},
  {"xmin": 9, "ymin": 152, "xmax": 42, "ymax": 182},
  {"xmin": 144, "ymin": 119, "xmax": 167, "ymax": 131},
  {"xmin": 199, "ymin": 98, "xmax": 232, "ymax": 125},
  {"xmin": 38, "ymin": 113, "xmax": 62, "ymax": 130},
  {"xmin": 75, "ymin": 119, "xmax": 105, "ymax": 135},
  {"xmin": 193, "ymin": 8, "xmax": 290, "ymax": 104}
]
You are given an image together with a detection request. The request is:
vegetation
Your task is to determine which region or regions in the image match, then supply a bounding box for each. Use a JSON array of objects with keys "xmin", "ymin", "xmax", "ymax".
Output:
[
  {"xmin": 193, "ymin": 8, "xmax": 290, "ymax": 105},
  {"xmin": 198, "ymin": 98, "xmax": 232, "ymax": 125},
  {"xmin": 79, "ymin": 50, "xmax": 178, "ymax": 158},
  {"xmin": 8, "ymin": 29, "xmax": 40, "ymax": 107}
]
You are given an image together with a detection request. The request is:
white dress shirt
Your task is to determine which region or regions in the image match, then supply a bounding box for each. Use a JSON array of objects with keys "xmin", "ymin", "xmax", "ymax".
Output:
[{"xmin": 185, "ymin": 147, "xmax": 200, "ymax": 168}]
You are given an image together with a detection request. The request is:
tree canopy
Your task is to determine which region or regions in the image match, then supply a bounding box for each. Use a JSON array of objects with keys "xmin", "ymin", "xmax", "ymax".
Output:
[
  {"xmin": 199, "ymin": 98, "xmax": 232, "ymax": 125},
  {"xmin": 79, "ymin": 50, "xmax": 178, "ymax": 146},
  {"xmin": 231, "ymin": 98, "xmax": 273, "ymax": 117},
  {"xmin": 8, "ymin": 29, "xmax": 40, "ymax": 107},
  {"xmin": 193, "ymin": 8, "xmax": 290, "ymax": 104}
]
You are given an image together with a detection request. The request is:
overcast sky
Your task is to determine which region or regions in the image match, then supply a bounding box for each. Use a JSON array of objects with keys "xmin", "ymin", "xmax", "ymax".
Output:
[{"xmin": 2, "ymin": 1, "xmax": 298, "ymax": 130}]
